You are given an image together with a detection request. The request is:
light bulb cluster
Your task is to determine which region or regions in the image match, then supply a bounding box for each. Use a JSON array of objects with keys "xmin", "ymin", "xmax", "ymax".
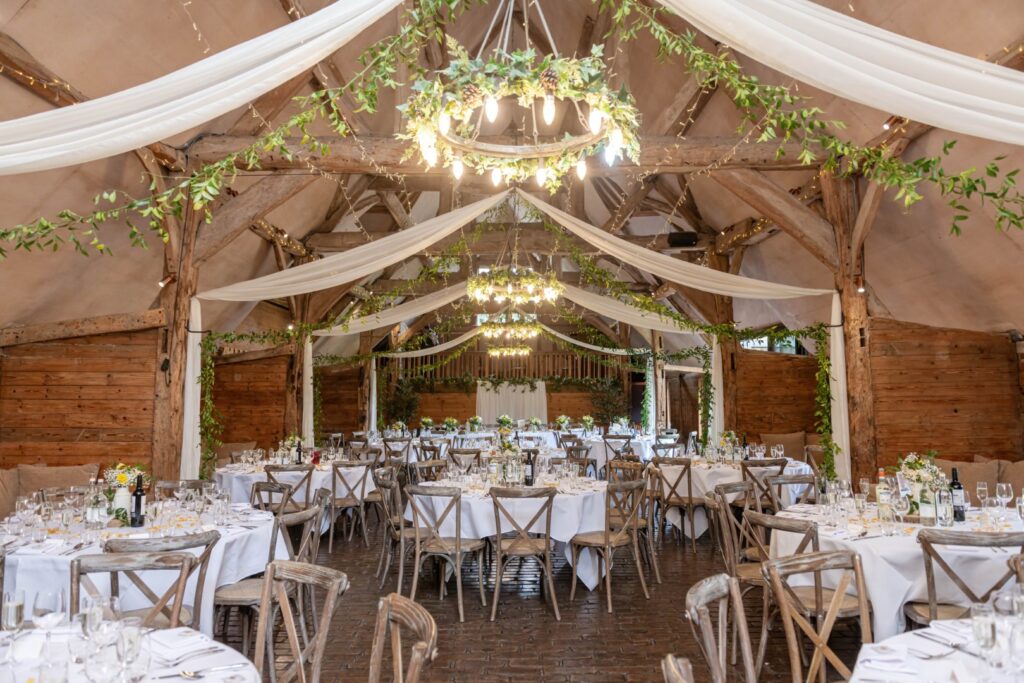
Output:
[
  {"xmin": 467, "ymin": 268, "xmax": 563, "ymax": 305},
  {"xmin": 481, "ymin": 319, "xmax": 542, "ymax": 340},
  {"xmin": 487, "ymin": 343, "xmax": 532, "ymax": 358}
]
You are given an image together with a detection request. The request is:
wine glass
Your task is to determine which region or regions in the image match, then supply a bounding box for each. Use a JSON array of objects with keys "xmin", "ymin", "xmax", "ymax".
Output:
[
  {"xmin": 997, "ymin": 482, "xmax": 1013, "ymax": 512},
  {"xmin": 977, "ymin": 482, "xmax": 990, "ymax": 508},
  {"xmin": 32, "ymin": 589, "xmax": 66, "ymax": 640},
  {"xmin": 972, "ymin": 602, "xmax": 998, "ymax": 666},
  {"xmin": 858, "ymin": 478, "xmax": 871, "ymax": 497},
  {"xmin": 892, "ymin": 495, "xmax": 910, "ymax": 525}
]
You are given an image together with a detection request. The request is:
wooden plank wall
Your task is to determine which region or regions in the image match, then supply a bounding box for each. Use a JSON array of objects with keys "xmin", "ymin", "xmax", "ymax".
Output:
[
  {"xmin": 667, "ymin": 373, "xmax": 701, "ymax": 438},
  {"xmin": 546, "ymin": 391, "xmax": 595, "ymax": 422},
  {"xmin": 869, "ymin": 318, "xmax": 1023, "ymax": 465},
  {"xmin": 0, "ymin": 330, "xmax": 159, "ymax": 470},
  {"xmin": 412, "ymin": 391, "xmax": 476, "ymax": 424},
  {"xmin": 734, "ymin": 349, "xmax": 817, "ymax": 440},
  {"xmin": 317, "ymin": 366, "xmax": 361, "ymax": 437},
  {"xmin": 212, "ymin": 356, "xmax": 290, "ymax": 451}
]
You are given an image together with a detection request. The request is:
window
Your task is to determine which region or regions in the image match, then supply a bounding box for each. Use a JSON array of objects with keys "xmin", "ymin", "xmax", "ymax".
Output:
[{"xmin": 740, "ymin": 333, "xmax": 804, "ymax": 355}]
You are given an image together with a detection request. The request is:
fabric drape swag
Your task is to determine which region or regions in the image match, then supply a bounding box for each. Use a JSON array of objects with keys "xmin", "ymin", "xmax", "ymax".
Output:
[
  {"xmin": 656, "ymin": 0, "xmax": 1024, "ymax": 146},
  {"xmin": 0, "ymin": 0, "xmax": 402, "ymax": 175}
]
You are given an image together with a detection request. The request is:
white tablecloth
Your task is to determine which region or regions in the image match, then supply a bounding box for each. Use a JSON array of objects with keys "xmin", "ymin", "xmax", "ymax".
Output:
[
  {"xmin": 772, "ymin": 508, "xmax": 1023, "ymax": 640},
  {"xmin": 404, "ymin": 481, "xmax": 609, "ymax": 589},
  {"xmin": 1, "ymin": 625, "xmax": 259, "ymax": 682},
  {"xmin": 852, "ymin": 619, "xmax": 991, "ymax": 683},
  {"xmin": 2, "ymin": 513, "xmax": 285, "ymax": 636},
  {"xmin": 215, "ymin": 463, "xmax": 376, "ymax": 505},
  {"xmin": 585, "ymin": 436, "xmax": 657, "ymax": 473},
  {"xmin": 660, "ymin": 459, "xmax": 812, "ymax": 538}
]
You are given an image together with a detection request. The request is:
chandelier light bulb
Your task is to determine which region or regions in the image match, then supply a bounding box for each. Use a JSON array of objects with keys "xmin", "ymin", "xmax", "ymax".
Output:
[
  {"xmin": 416, "ymin": 128, "xmax": 436, "ymax": 151},
  {"xmin": 535, "ymin": 164, "xmax": 547, "ymax": 187},
  {"xmin": 604, "ymin": 145, "xmax": 617, "ymax": 166},
  {"xmin": 484, "ymin": 95, "xmax": 499, "ymax": 123},
  {"xmin": 609, "ymin": 127, "xmax": 624, "ymax": 150},
  {"xmin": 576, "ymin": 158, "xmax": 588, "ymax": 180},
  {"xmin": 542, "ymin": 94, "xmax": 556, "ymax": 125},
  {"xmin": 452, "ymin": 157, "xmax": 465, "ymax": 179},
  {"xmin": 438, "ymin": 111, "xmax": 451, "ymax": 135},
  {"xmin": 491, "ymin": 167, "xmax": 502, "ymax": 186},
  {"xmin": 588, "ymin": 108, "xmax": 603, "ymax": 134},
  {"xmin": 422, "ymin": 146, "xmax": 438, "ymax": 168}
]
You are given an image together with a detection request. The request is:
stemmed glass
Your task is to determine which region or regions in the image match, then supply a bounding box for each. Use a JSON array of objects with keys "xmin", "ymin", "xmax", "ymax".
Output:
[
  {"xmin": 996, "ymin": 483, "xmax": 1013, "ymax": 518},
  {"xmin": 977, "ymin": 482, "xmax": 990, "ymax": 509},
  {"xmin": 32, "ymin": 589, "xmax": 66, "ymax": 642},
  {"xmin": 858, "ymin": 478, "xmax": 871, "ymax": 497},
  {"xmin": 892, "ymin": 495, "xmax": 910, "ymax": 525}
]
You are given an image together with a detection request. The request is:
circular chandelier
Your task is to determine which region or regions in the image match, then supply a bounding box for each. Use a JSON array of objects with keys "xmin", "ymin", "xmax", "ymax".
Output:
[
  {"xmin": 400, "ymin": 0, "xmax": 640, "ymax": 191},
  {"xmin": 488, "ymin": 343, "xmax": 532, "ymax": 358},
  {"xmin": 481, "ymin": 317, "xmax": 541, "ymax": 340},
  {"xmin": 468, "ymin": 267, "xmax": 563, "ymax": 305}
]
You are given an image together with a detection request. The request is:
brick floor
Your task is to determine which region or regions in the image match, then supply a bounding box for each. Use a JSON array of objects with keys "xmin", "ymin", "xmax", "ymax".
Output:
[{"xmin": 228, "ymin": 521, "xmax": 863, "ymax": 682}]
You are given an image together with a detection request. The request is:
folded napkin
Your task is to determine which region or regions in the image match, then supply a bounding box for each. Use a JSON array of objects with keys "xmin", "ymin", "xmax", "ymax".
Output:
[
  {"xmin": 149, "ymin": 627, "xmax": 210, "ymax": 659},
  {"xmin": 230, "ymin": 503, "xmax": 253, "ymax": 512},
  {"xmin": 14, "ymin": 539, "xmax": 65, "ymax": 555},
  {"xmin": 820, "ymin": 524, "xmax": 865, "ymax": 539},
  {"xmin": 929, "ymin": 619, "xmax": 972, "ymax": 643},
  {"xmin": 856, "ymin": 644, "xmax": 917, "ymax": 676}
]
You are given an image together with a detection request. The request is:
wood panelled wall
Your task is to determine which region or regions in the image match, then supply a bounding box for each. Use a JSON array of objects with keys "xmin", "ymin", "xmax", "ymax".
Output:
[
  {"xmin": 869, "ymin": 318, "xmax": 1023, "ymax": 465},
  {"xmin": 317, "ymin": 366, "xmax": 361, "ymax": 438},
  {"xmin": 0, "ymin": 330, "xmax": 159, "ymax": 470},
  {"xmin": 212, "ymin": 355, "xmax": 290, "ymax": 451},
  {"xmin": 667, "ymin": 373, "xmax": 701, "ymax": 437},
  {"xmin": 733, "ymin": 349, "xmax": 818, "ymax": 439}
]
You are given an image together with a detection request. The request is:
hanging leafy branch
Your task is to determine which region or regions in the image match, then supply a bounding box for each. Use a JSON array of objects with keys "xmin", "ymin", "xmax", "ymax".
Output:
[{"xmin": 603, "ymin": 0, "xmax": 1024, "ymax": 235}]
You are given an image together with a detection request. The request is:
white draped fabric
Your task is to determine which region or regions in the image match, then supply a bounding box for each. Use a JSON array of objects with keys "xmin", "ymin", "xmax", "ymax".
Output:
[
  {"xmin": 0, "ymin": 0, "xmax": 401, "ymax": 175},
  {"xmin": 476, "ymin": 381, "xmax": 548, "ymax": 424},
  {"xmin": 562, "ymin": 283, "xmax": 704, "ymax": 335},
  {"xmin": 199, "ymin": 192, "xmax": 509, "ymax": 301},
  {"xmin": 656, "ymin": 0, "xmax": 1024, "ymax": 145},
  {"xmin": 301, "ymin": 339, "xmax": 314, "ymax": 447},
  {"xmin": 539, "ymin": 323, "xmax": 635, "ymax": 356},
  {"xmin": 664, "ymin": 363, "xmax": 704, "ymax": 373},
  {"xmin": 314, "ymin": 283, "xmax": 467, "ymax": 337},
  {"xmin": 180, "ymin": 299, "xmax": 203, "ymax": 478},
  {"xmin": 517, "ymin": 190, "xmax": 829, "ymax": 298},
  {"xmin": 710, "ymin": 339, "xmax": 726, "ymax": 444},
  {"xmin": 381, "ymin": 327, "xmax": 482, "ymax": 359}
]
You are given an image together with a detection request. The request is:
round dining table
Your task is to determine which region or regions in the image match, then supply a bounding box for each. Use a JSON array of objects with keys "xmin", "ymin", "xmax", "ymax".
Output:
[
  {"xmin": 214, "ymin": 462, "xmax": 376, "ymax": 505},
  {"xmin": 403, "ymin": 478, "xmax": 609, "ymax": 589},
  {"xmin": 772, "ymin": 505, "xmax": 1023, "ymax": 640},
  {"xmin": 1, "ymin": 624, "xmax": 258, "ymax": 682}
]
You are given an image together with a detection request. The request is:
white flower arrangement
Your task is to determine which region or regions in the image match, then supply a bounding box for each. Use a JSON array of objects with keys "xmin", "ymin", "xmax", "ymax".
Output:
[
  {"xmin": 104, "ymin": 463, "xmax": 148, "ymax": 489},
  {"xmin": 554, "ymin": 415, "xmax": 571, "ymax": 429},
  {"xmin": 389, "ymin": 420, "xmax": 407, "ymax": 433},
  {"xmin": 468, "ymin": 415, "xmax": 483, "ymax": 429},
  {"xmin": 580, "ymin": 415, "xmax": 595, "ymax": 430},
  {"xmin": 443, "ymin": 416, "xmax": 460, "ymax": 432},
  {"xmin": 496, "ymin": 414, "xmax": 514, "ymax": 429},
  {"xmin": 419, "ymin": 417, "xmax": 433, "ymax": 429},
  {"xmin": 282, "ymin": 433, "xmax": 302, "ymax": 449},
  {"xmin": 527, "ymin": 416, "xmax": 543, "ymax": 429},
  {"xmin": 898, "ymin": 452, "xmax": 943, "ymax": 485}
]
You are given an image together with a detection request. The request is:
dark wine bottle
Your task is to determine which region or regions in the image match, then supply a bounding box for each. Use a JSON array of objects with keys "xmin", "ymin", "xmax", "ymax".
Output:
[
  {"xmin": 130, "ymin": 474, "xmax": 146, "ymax": 527},
  {"xmin": 950, "ymin": 467, "xmax": 966, "ymax": 522},
  {"xmin": 524, "ymin": 451, "xmax": 534, "ymax": 487}
]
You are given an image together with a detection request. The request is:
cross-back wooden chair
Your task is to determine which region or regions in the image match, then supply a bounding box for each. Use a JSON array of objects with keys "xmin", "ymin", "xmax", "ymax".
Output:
[
  {"xmin": 250, "ymin": 480, "xmax": 294, "ymax": 515},
  {"xmin": 253, "ymin": 560, "xmax": 349, "ymax": 683},
  {"xmin": 368, "ymin": 593, "xmax": 439, "ymax": 683},
  {"xmin": 608, "ymin": 459, "xmax": 645, "ymax": 483},
  {"xmin": 154, "ymin": 479, "xmax": 205, "ymax": 500},
  {"xmin": 764, "ymin": 550, "xmax": 872, "ymax": 683},
  {"xmin": 1012, "ymin": 553, "xmax": 1024, "ymax": 584},
  {"xmin": 265, "ymin": 464, "xmax": 315, "ymax": 511},
  {"xmin": 418, "ymin": 442, "xmax": 442, "ymax": 465},
  {"xmin": 569, "ymin": 479, "xmax": 649, "ymax": 613},
  {"xmin": 652, "ymin": 457, "xmax": 703, "ymax": 552},
  {"xmin": 412, "ymin": 459, "xmax": 446, "ymax": 483},
  {"xmin": 103, "ymin": 530, "xmax": 221, "ymax": 629},
  {"xmin": 351, "ymin": 446, "xmax": 384, "ymax": 466},
  {"xmin": 684, "ymin": 573, "xmax": 757, "ymax": 683},
  {"xmin": 558, "ymin": 432, "xmax": 581, "ymax": 449},
  {"xmin": 603, "ymin": 434, "xmax": 633, "ymax": 462},
  {"xmin": 737, "ymin": 458, "xmax": 788, "ymax": 512},
  {"xmin": 905, "ymin": 528, "xmax": 1024, "ymax": 627},
  {"xmin": 803, "ymin": 445, "xmax": 824, "ymax": 478},
  {"xmin": 639, "ymin": 465, "xmax": 663, "ymax": 586},
  {"xmin": 765, "ymin": 473, "xmax": 817, "ymax": 511},
  {"xmin": 328, "ymin": 433, "xmax": 345, "ymax": 449},
  {"xmin": 565, "ymin": 444, "xmax": 597, "ymax": 478},
  {"xmin": 405, "ymin": 485, "xmax": 487, "ymax": 623},
  {"xmin": 661, "ymin": 656, "xmax": 695, "ymax": 683},
  {"xmin": 651, "ymin": 441, "xmax": 680, "ymax": 460},
  {"xmin": 489, "ymin": 487, "xmax": 560, "ymax": 621},
  {"xmin": 376, "ymin": 476, "xmax": 417, "ymax": 593},
  {"xmin": 348, "ymin": 436, "xmax": 368, "ymax": 453},
  {"xmin": 70, "ymin": 552, "xmax": 194, "ymax": 629},
  {"xmin": 383, "ymin": 437, "xmax": 414, "ymax": 471},
  {"xmin": 447, "ymin": 448, "xmax": 481, "ymax": 474},
  {"xmin": 328, "ymin": 462, "xmax": 371, "ymax": 551}
]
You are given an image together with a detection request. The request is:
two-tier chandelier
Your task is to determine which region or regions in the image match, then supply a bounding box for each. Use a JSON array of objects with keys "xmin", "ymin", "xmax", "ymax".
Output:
[
  {"xmin": 481, "ymin": 317, "xmax": 542, "ymax": 340},
  {"xmin": 400, "ymin": 0, "xmax": 640, "ymax": 191},
  {"xmin": 487, "ymin": 343, "xmax": 532, "ymax": 358},
  {"xmin": 467, "ymin": 267, "xmax": 563, "ymax": 305}
]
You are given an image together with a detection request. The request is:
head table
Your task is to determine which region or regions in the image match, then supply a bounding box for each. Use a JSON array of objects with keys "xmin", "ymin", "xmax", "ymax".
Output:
[
  {"xmin": 2, "ymin": 504, "xmax": 285, "ymax": 637},
  {"xmin": 772, "ymin": 504, "xmax": 1023, "ymax": 640},
  {"xmin": 1, "ymin": 625, "xmax": 258, "ymax": 682}
]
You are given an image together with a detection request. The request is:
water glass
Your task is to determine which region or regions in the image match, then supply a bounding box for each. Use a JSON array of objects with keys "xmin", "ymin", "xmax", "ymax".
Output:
[
  {"xmin": 879, "ymin": 506, "xmax": 897, "ymax": 536},
  {"xmin": 892, "ymin": 495, "xmax": 910, "ymax": 524},
  {"xmin": 853, "ymin": 493, "xmax": 867, "ymax": 517},
  {"xmin": 1010, "ymin": 620, "xmax": 1024, "ymax": 674},
  {"xmin": 1017, "ymin": 496, "xmax": 1024, "ymax": 522},
  {"xmin": 858, "ymin": 478, "xmax": 871, "ymax": 496},
  {"xmin": 32, "ymin": 589, "xmax": 66, "ymax": 633},
  {"xmin": 983, "ymin": 497, "xmax": 1002, "ymax": 525},
  {"xmin": 2, "ymin": 589, "xmax": 25, "ymax": 632}
]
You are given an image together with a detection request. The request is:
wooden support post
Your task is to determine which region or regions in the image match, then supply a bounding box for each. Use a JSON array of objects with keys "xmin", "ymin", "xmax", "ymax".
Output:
[
  {"xmin": 706, "ymin": 251, "xmax": 738, "ymax": 431},
  {"xmin": 357, "ymin": 332, "xmax": 375, "ymax": 431},
  {"xmin": 652, "ymin": 332, "xmax": 668, "ymax": 430},
  {"xmin": 619, "ymin": 324, "xmax": 633, "ymax": 417}
]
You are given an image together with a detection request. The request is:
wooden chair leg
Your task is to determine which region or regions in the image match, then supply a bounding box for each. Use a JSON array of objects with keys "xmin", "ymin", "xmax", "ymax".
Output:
[
  {"xmin": 646, "ymin": 526, "xmax": 662, "ymax": 584},
  {"xmin": 490, "ymin": 554, "xmax": 504, "ymax": 622},
  {"xmin": 477, "ymin": 549, "xmax": 487, "ymax": 607},
  {"xmin": 544, "ymin": 553, "xmax": 560, "ymax": 621},
  {"xmin": 604, "ymin": 548, "xmax": 614, "ymax": 613},
  {"xmin": 240, "ymin": 608, "xmax": 251, "ymax": 657},
  {"xmin": 689, "ymin": 504, "xmax": 697, "ymax": 554},
  {"xmin": 328, "ymin": 506, "xmax": 335, "ymax": 553},
  {"xmin": 359, "ymin": 506, "xmax": 369, "ymax": 547},
  {"xmin": 409, "ymin": 550, "xmax": 423, "ymax": 601},
  {"xmin": 454, "ymin": 555, "xmax": 465, "ymax": 623},
  {"xmin": 631, "ymin": 536, "xmax": 650, "ymax": 600},
  {"xmin": 569, "ymin": 544, "xmax": 581, "ymax": 602},
  {"xmin": 754, "ymin": 586, "xmax": 772, "ymax": 678}
]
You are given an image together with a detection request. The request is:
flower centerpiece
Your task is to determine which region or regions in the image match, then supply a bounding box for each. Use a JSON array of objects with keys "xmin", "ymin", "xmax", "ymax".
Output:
[
  {"xmin": 468, "ymin": 415, "xmax": 483, "ymax": 432},
  {"xmin": 419, "ymin": 417, "xmax": 433, "ymax": 431},
  {"xmin": 896, "ymin": 451, "xmax": 944, "ymax": 514},
  {"xmin": 282, "ymin": 433, "xmax": 301, "ymax": 449},
  {"xmin": 389, "ymin": 420, "xmax": 407, "ymax": 435},
  {"xmin": 580, "ymin": 415, "xmax": 595, "ymax": 432},
  {"xmin": 612, "ymin": 416, "xmax": 629, "ymax": 433},
  {"xmin": 104, "ymin": 463, "xmax": 148, "ymax": 518},
  {"xmin": 554, "ymin": 414, "xmax": 571, "ymax": 431},
  {"xmin": 497, "ymin": 426, "xmax": 519, "ymax": 456},
  {"xmin": 527, "ymin": 416, "xmax": 543, "ymax": 431},
  {"xmin": 496, "ymin": 414, "xmax": 514, "ymax": 429},
  {"xmin": 443, "ymin": 416, "xmax": 460, "ymax": 433}
]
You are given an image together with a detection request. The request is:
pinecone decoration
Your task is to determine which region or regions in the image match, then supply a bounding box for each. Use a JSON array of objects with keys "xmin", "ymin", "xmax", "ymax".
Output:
[
  {"xmin": 540, "ymin": 68, "xmax": 558, "ymax": 91},
  {"xmin": 461, "ymin": 83, "xmax": 483, "ymax": 109}
]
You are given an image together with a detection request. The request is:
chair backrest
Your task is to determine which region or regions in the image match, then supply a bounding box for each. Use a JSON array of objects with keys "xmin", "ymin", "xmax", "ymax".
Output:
[
  {"xmin": 376, "ymin": 476, "xmax": 404, "ymax": 537},
  {"xmin": 250, "ymin": 480, "xmax": 294, "ymax": 515},
  {"xmin": 383, "ymin": 438, "xmax": 413, "ymax": 464},
  {"xmin": 405, "ymin": 485, "xmax": 463, "ymax": 555},
  {"xmin": 601, "ymin": 479, "xmax": 646, "ymax": 546},
  {"xmin": 70, "ymin": 552, "xmax": 194, "ymax": 628},
  {"xmin": 351, "ymin": 446, "xmax": 384, "ymax": 468},
  {"xmin": 348, "ymin": 436, "xmax": 368, "ymax": 452},
  {"xmin": 280, "ymin": 502, "xmax": 327, "ymax": 564},
  {"xmin": 765, "ymin": 550, "xmax": 872, "ymax": 683},
  {"xmin": 765, "ymin": 473, "xmax": 817, "ymax": 510},
  {"xmin": 653, "ymin": 457, "xmax": 693, "ymax": 503},
  {"xmin": 739, "ymin": 458, "xmax": 788, "ymax": 507},
  {"xmin": 418, "ymin": 443, "xmax": 442, "ymax": 463},
  {"xmin": 803, "ymin": 445, "xmax": 824, "ymax": 477},
  {"xmin": 558, "ymin": 433, "xmax": 581, "ymax": 449},
  {"xmin": 331, "ymin": 462, "xmax": 371, "ymax": 502},
  {"xmin": 608, "ymin": 459, "xmax": 645, "ymax": 482},
  {"xmin": 711, "ymin": 482, "xmax": 762, "ymax": 575},
  {"xmin": 254, "ymin": 560, "xmax": 349, "ymax": 683},
  {"xmin": 684, "ymin": 573, "xmax": 756, "ymax": 683},
  {"xmin": 490, "ymin": 487, "xmax": 556, "ymax": 554},
  {"xmin": 651, "ymin": 442, "xmax": 679, "ymax": 460},
  {"xmin": 1012, "ymin": 554, "xmax": 1024, "ymax": 585},
  {"xmin": 916, "ymin": 528, "xmax": 1024, "ymax": 620},
  {"xmin": 413, "ymin": 459, "xmax": 446, "ymax": 483},
  {"xmin": 661, "ymin": 656, "xmax": 695, "ymax": 683},
  {"xmin": 448, "ymin": 448, "xmax": 481, "ymax": 474},
  {"xmin": 328, "ymin": 433, "xmax": 345, "ymax": 449},
  {"xmin": 368, "ymin": 593, "xmax": 439, "ymax": 683},
  {"xmin": 264, "ymin": 464, "xmax": 315, "ymax": 504},
  {"xmin": 603, "ymin": 434, "xmax": 633, "ymax": 459},
  {"xmin": 103, "ymin": 530, "xmax": 221, "ymax": 624},
  {"xmin": 154, "ymin": 479, "xmax": 205, "ymax": 499}
]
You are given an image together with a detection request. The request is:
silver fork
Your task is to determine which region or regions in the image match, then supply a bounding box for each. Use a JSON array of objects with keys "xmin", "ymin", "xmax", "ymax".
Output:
[
  {"xmin": 156, "ymin": 646, "xmax": 222, "ymax": 666},
  {"xmin": 908, "ymin": 646, "xmax": 952, "ymax": 660}
]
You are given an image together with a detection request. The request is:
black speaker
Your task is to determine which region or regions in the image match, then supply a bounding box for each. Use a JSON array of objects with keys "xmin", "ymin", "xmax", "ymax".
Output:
[{"xmin": 666, "ymin": 232, "xmax": 699, "ymax": 248}]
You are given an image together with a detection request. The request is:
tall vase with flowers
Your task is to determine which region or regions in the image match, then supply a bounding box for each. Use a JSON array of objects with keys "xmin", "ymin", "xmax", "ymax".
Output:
[{"xmin": 103, "ymin": 463, "xmax": 148, "ymax": 524}]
